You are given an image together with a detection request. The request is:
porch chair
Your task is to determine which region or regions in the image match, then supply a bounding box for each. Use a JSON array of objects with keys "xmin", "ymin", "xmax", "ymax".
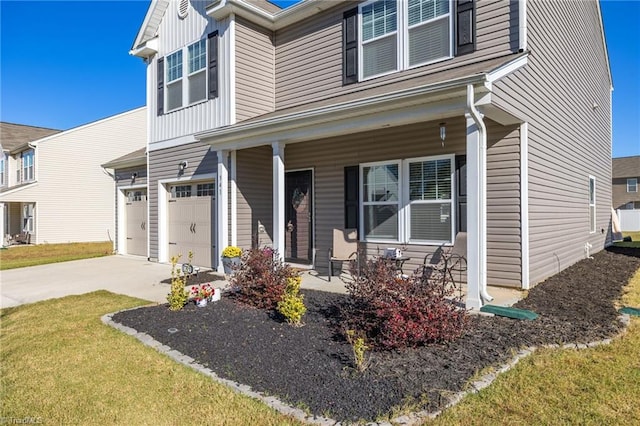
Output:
[
  {"xmin": 328, "ymin": 228, "xmax": 359, "ymax": 282},
  {"xmin": 14, "ymin": 232, "xmax": 31, "ymax": 245},
  {"xmin": 422, "ymin": 232, "xmax": 467, "ymax": 290}
]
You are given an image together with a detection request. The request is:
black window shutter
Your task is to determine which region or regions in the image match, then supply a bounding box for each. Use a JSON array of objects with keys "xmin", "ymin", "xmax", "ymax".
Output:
[
  {"xmin": 343, "ymin": 8, "xmax": 358, "ymax": 85},
  {"xmin": 157, "ymin": 57, "xmax": 164, "ymax": 116},
  {"xmin": 344, "ymin": 166, "xmax": 359, "ymax": 231},
  {"xmin": 455, "ymin": 156, "xmax": 467, "ymax": 232},
  {"xmin": 455, "ymin": 0, "xmax": 475, "ymax": 56},
  {"xmin": 208, "ymin": 31, "xmax": 219, "ymax": 99}
]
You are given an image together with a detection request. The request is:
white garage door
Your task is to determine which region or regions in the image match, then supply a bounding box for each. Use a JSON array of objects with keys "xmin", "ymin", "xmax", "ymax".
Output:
[
  {"xmin": 125, "ymin": 190, "xmax": 147, "ymax": 257},
  {"xmin": 168, "ymin": 182, "xmax": 216, "ymax": 268}
]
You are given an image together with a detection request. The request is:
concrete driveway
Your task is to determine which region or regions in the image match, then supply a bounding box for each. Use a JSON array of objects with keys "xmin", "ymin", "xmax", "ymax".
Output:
[{"xmin": 0, "ymin": 256, "xmax": 178, "ymax": 309}]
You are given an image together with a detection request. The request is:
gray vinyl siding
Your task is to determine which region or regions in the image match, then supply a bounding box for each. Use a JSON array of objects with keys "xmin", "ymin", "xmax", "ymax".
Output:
[
  {"xmin": 236, "ymin": 146, "xmax": 273, "ymax": 248},
  {"xmin": 492, "ymin": 0, "xmax": 611, "ymax": 286},
  {"xmin": 148, "ymin": 143, "xmax": 218, "ymax": 261},
  {"xmin": 275, "ymin": 0, "xmax": 519, "ymax": 110},
  {"xmin": 149, "ymin": 0, "xmax": 232, "ymax": 145},
  {"xmin": 235, "ymin": 118, "xmax": 521, "ymax": 286},
  {"xmin": 612, "ymin": 178, "xmax": 640, "ymax": 210},
  {"xmin": 236, "ymin": 18, "xmax": 275, "ymax": 122},
  {"xmin": 115, "ymin": 166, "xmax": 148, "ymax": 188}
]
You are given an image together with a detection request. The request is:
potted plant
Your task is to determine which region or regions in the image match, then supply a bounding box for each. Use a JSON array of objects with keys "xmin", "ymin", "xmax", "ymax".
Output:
[
  {"xmin": 221, "ymin": 246, "xmax": 242, "ymax": 274},
  {"xmin": 191, "ymin": 283, "xmax": 214, "ymax": 307}
]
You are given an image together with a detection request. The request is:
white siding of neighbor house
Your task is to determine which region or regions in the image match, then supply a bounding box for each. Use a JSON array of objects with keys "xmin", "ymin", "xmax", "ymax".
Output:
[
  {"xmin": 492, "ymin": 0, "xmax": 612, "ymax": 286},
  {"xmin": 148, "ymin": 0, "xmax": 233, "ymax": 146},
  {"xmin": 0, "ymin": 108, "xmax": 147, "ymax": 244}
]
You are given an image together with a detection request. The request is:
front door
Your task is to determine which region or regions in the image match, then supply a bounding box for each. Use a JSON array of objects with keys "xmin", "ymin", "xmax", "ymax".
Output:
[{"xmin": 285, "ymin": 170, "xmax": 312, "ymax": 263}]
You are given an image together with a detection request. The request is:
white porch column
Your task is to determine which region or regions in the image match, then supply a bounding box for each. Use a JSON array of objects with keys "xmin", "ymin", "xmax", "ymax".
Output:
[
  {"xmin": 0, "ymin": 203, "xmax": 5, "ymax": 247},
  {"xmin": 230, "ymin": 150, "xmax": 237, "ymax": 247},
  {"xmin": 465, "ymin": 113, "xmax": 486, "ymax": 309},
  {"xmin": 217, "ymin": 150, "xmax": 229, "ymax": 273},
  {"xmin": 272, "ymin": 142, "xmax": 285, "ymax": 262}
]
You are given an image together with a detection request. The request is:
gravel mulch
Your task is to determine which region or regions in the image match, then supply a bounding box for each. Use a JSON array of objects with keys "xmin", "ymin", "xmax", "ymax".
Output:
[{"xmin": 112, "ymin": 247, "xmax": 640, "ymax": 423}]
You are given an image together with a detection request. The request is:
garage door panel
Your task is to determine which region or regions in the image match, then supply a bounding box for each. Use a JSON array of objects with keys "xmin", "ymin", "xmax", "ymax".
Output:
[
  {"xmin": 168, "ymin": 194, "xmax": 215, "ymax": 268},
  {"xmin": 125, "ymin": 200, "xmax": 147, "ymax": 256}
]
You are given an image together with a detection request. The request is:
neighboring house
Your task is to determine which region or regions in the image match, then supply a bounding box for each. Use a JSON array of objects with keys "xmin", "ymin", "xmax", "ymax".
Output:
[
  {"xmin": 612, "ymin": 156, "xmax": 640, "ymax": 210},
  {"xmin": 0, "ymin": 108, "xmax": 146, "ymax": 246},
  {"xmin": 130, "ymin": 0, "xmax": 612, "ymax": 308}
]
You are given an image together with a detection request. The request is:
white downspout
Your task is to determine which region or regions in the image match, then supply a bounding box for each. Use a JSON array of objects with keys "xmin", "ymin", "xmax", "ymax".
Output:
[{"xmin": 466, "ymin": 84, "xmax": 494, "ymax": 304}]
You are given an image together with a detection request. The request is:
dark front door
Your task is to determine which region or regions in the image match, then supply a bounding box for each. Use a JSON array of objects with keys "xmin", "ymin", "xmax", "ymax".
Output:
[{"xmin": 285, "ymin": 170, "xmax": 313, "ymax": 263}]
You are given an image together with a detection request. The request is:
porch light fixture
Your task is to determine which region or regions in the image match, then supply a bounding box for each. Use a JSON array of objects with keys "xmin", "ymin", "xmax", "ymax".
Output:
[
  {"xmin": 131, "ymin": 172, "xmax": 138, "ymax": 182},
  {"xmin": 439, "ymin": 122, "xmax": 446, "ymax": 147},
  {"xmin": 179, "ymin": 161, "xmax": 188, "ymax": 172}
]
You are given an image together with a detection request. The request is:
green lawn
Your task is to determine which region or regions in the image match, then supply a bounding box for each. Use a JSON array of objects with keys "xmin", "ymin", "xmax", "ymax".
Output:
[
  {"xmin": 614, "ymin": 232, "xmax": 640, "ymax": 248},
  {"xmin": 1, "ymin": 270, "xmax": 639, "ymax": 424},
  {"xmin": 0, "ymin": 241, "xmax": 114, "ymax": 270}
]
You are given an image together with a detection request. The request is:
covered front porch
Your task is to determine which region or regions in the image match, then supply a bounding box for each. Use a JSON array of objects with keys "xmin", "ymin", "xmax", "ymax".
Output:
[
  {"xmin": 200, "ymin": 63, "xmax": 528, "ymax": 309},
  {"xmin": 0, "ymin": 201, "xmax": 35, "ymax": 246}
]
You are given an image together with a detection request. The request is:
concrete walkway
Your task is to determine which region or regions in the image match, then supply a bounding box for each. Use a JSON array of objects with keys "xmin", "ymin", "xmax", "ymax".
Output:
[{"xmin": 1, "ymin": 255, "xmax": 523, "ymax": 309}]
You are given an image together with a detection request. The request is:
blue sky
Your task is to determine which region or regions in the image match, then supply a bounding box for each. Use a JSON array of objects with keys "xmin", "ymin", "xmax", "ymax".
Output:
[{"xmin": 1, "ymin": 0, "xmax": 638, "ymax": 158}]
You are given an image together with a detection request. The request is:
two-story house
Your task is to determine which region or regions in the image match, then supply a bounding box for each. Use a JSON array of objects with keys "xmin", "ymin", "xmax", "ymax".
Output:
[
  {"xmin": 0, "ymin": 108, "xmax": 146, "ymax": 246},
  {"xmin": 131, "ymin": 0, "xmax": 612, "ymax": 308},
  {"xmin": 612, "ymin": 155, "xmax": 640, "ymax": 210}
]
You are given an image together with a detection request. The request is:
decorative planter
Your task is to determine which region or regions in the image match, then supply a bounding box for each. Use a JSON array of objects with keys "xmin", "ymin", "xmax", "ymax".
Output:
[
  {"xmin": 222, "ymin": 256, "xmax": 241, "ymax": 274},
  {"xmin": 196, "ymin": 299, "xmax": 208, "ymax": 308}
]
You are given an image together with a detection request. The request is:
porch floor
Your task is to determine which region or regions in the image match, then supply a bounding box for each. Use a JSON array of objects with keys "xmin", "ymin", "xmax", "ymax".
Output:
[{"xmin": 296, "ymin": 270, "xmax": 525, "ymax": 307}]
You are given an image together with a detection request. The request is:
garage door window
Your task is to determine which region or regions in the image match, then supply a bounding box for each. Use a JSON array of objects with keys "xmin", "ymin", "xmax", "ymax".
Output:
[
  {"xmin": 197, "ymin": 183, "xmax": 215, "ymax": 196},
  {"xmin": 172, "ymin": 185, "xmax": 192, "ymax": 198}
]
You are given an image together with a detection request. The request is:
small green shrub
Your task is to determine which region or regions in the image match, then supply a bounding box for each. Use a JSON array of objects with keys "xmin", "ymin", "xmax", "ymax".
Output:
[
  {"xmin": 277, "ymin": 292, "xmax": 306, "ymax": 325},
  {"xmin": 167, "ymin": 252, "xmax": 191, "ymax": 311},
  {"xmin": 346, "ymin": 329, "xmax": 369, "ymax": 372}
]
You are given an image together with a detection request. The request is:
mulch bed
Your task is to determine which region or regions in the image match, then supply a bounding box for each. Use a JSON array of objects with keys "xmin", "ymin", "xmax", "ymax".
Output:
[{"xmin": 113, "ymin": 248, "xmax": 640, "ymax": 423}]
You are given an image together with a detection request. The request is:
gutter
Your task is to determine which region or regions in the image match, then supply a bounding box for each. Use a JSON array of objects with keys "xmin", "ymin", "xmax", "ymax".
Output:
[{"xmin": 466, "ymin": 84, "xmax": 494, "ymax": 304}]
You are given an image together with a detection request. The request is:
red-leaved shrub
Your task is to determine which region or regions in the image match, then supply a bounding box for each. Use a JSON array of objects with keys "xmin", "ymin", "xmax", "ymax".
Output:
[
  {"xmin": 342, "ymin": 257, "xmax": 468, "ymax": 350},
  {"xmin": 230, "ymin": 247, "xmax": 293, "ymax": 310}
]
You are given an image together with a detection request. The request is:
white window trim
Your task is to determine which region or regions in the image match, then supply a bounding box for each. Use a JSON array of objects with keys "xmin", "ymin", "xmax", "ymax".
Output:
[
  {"xmin": 359, "ymin": 155, "xmax": 455, "ymax": 245},
  {"xmin": 627, "ymin": 178, "xmax": 638, "ymax": 193},
  {"xmin": 358, "ymin": 0, "xmax": 454, "ymax": 82},
  {"xmin": 164, "ymin": 39, "xmax": 208, "ymax": 113},
  {"xmin": 589, "ymin": 175, "xmax": 596, "ymax": 234},
  {"xmin": 403, "ymin": 154, "xmax": 455, "ymax": 245},
  {"xmin": 21, "ymin": 150, "xmax": 35, "ymax": 183}
]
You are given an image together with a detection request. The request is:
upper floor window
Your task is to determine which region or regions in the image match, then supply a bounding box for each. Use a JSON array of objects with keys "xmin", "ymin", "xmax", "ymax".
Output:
[
  {"xmin": 158, "ymin": 32, "xmax": 218, "ymax": 115},
  {"xmin": 627, "ymin": 178, "xmax": 638, "ymax": 193},
  {"xmin": 21, "ymin": 150, "xmax": 34, "ymax": 183},
  {"xmin": 0, "ymin": 154, "xmax": 5, "ymax": 187},
  {"xmin": 358, "ymin": 0, "xmax": 452, "ymax": 81}
]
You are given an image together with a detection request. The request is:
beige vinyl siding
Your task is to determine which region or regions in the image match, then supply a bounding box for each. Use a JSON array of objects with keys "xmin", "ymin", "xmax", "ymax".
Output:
[
  {"xmin": 0, "ymin": 108, "xmax": 146, "ymax": 244},
  {"xmin": 147, "ymin": 142, "xmax": 217, "ymax": 261},
  {"xmin": 275, "ymin": 0, "xmax": 519, "ymax": 109},
  {"xmin": 149, "ymin": 0, "xmax": 232, "ymax": 144},
  {"xmin": 236, "ymin": 18, "xmax": 275, "ymax": 122},
  {"xmin": 235, "ymin": 118, "xmax": 521, "ymax": 286},
  {"xmin": 492, "ymin": 0, "xmax": 611, "ymax": 286},
  {"xmin": 235, "ymin": 146, "xmax": 273, "ymax": 249}
]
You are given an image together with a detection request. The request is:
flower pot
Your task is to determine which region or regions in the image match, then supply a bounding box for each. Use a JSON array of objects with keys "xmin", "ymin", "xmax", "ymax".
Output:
[
  {"xmin": 196, "ymin": 298, "xmax": 208, "ymax": 308},
  {"xmin": 222, "ymin": 256, "xmax": 241, "ymax": 274}
]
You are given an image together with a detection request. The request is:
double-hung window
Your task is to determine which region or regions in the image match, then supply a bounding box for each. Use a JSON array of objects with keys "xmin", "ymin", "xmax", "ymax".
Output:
[
  {"xmin": 165, "ymin": 39, "xmax": 208, "ymax": 112},
  {"xmin": 359, "ymin": 0, "xmax": 452, "ymax": 80},
  {"xmin": 360, "ymin": 155, "xmax": 454, "ymax": 244},
  {"xmin": 406, "ymin": 156, "xmax": 453, "ymax": 242},
  {"xmin": 589, "ymin": 176, "xmax": 596, "ymax": 233},
  {"xmin": 627, "ymin": 178, "xmax": 638, "ymax": 193},
  {"xmin": 22, "ymin": 150, "xmax": 34, "ymax": 182},
  {"xmin": 0, "ymin": 154, "xmax": 5, "ymax": 187}
]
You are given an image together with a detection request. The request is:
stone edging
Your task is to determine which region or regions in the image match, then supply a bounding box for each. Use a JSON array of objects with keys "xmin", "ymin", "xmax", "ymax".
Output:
[{"xmin": 102, "ymin": 307, "xmax": 632, "ymax": 426}]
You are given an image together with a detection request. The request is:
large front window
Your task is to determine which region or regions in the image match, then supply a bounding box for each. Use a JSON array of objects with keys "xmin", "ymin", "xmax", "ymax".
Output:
[
  {"xmin": 359, "ymin": 0, "xmax": 452, "ymax": 80},
  {"xmin": 360, "ymin": 155, "xmax": 454, "ymax": 244},
  {"xmin": 165, "ymin": 39, "xmax": 207, "ymax": 112}
]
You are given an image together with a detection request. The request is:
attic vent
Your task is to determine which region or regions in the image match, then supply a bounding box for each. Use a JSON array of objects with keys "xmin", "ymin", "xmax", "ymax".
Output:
[{"xmin": 178, "ymin": 0, "xmax": 189, "ymax": 19}]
